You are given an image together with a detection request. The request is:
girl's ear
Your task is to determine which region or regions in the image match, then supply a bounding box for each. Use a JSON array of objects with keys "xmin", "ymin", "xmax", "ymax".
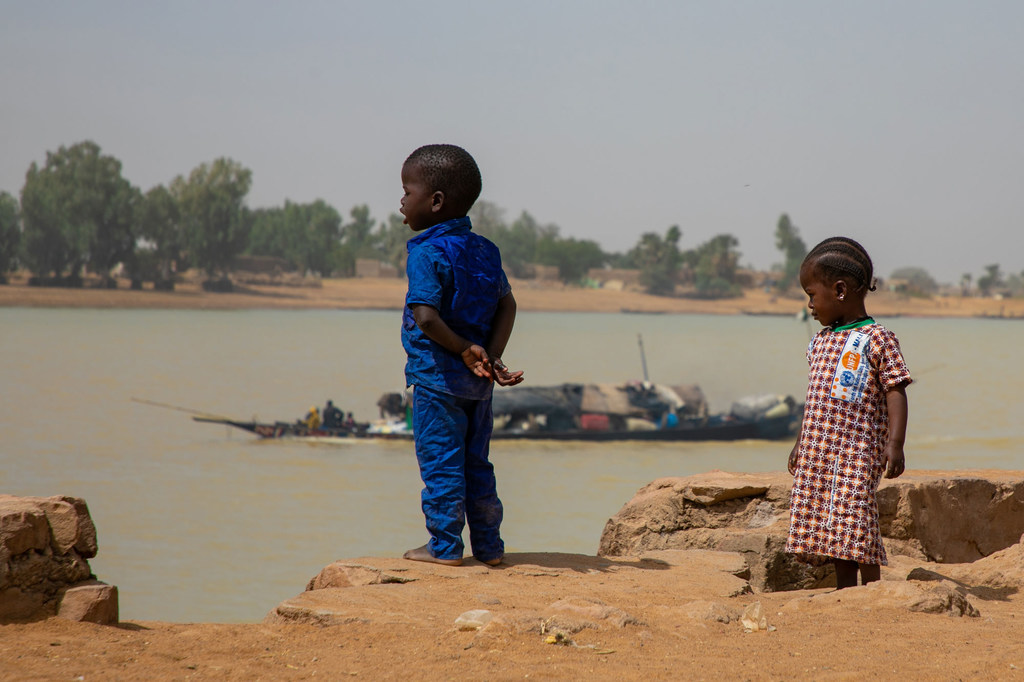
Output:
[
  {"xmin": 834, "ymin": 279, "xmax": 848, "ymax": 301},
  {"xmin": 430, "ymin": 190, "xmax": 445, "ymax": 214}
]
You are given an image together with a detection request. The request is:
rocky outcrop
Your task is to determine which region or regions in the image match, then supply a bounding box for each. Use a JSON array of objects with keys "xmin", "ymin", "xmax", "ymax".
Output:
[
  {"xmin": 0, "ymin": 495, "xmax": 118, "ymax": 624},
  {"xmin": 598, "ymin": 470, "xmax": 1024, "ymax": 592}
]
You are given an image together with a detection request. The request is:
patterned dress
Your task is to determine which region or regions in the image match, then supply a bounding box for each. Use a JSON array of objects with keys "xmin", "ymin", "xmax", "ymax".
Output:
[{"xmin": 786, "ymin": 321, "xmax": 912, "ymax": 566}]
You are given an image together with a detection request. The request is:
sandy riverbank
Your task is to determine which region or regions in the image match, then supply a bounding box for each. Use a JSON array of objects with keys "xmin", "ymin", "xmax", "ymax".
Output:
[
  {"xmin": 2, "ymin": 545, "xmax": 1019, "ymax": 680},
  {"xmin": 3, "ymin": 273, "xmax": 1023, "ymax": 318}
]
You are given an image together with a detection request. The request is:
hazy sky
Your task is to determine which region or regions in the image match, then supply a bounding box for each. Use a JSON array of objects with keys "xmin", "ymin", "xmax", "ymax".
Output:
[{"xmin": 3, "ymin": 1, "xmax": 1022, "ymax": 284}]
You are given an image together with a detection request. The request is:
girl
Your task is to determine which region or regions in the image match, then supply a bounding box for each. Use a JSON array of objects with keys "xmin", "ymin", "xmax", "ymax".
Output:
[{"xmin": 786, "ymin": 237, "xmax": 911, "ymax": 589}]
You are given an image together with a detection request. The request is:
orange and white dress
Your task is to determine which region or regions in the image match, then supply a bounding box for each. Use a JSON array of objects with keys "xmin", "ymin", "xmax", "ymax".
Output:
[{"xmin": 786, "ymin": 320, "xmax": 912, "ymax": 566}]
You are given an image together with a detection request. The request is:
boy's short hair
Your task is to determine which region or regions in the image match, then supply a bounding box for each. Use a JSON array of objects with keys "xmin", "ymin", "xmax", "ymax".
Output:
[{"xmin": 404, "ymin": 144, "xmax": 482, "ymax": 216}]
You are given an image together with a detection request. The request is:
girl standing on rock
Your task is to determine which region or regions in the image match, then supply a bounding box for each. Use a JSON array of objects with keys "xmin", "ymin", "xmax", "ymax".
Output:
[{"xmin": 785, "ymin": 237, "xmax": 912, "ymax": 589}]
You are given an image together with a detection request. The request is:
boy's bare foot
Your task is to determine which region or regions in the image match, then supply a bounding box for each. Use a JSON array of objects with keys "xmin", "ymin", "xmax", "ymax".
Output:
[
  {"xmin": 480, "ymin": 556, "xmax": 503, "ymax": 566},
  {"xmin": 403, "ymin": 544, "xmax": 463, "ymax": 566}
]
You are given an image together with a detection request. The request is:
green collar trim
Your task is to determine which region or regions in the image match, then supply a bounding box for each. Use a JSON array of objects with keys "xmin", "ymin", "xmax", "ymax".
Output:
[{"xmin": 832, "ymin": 317, "xmax": 875, "ymax": 332}]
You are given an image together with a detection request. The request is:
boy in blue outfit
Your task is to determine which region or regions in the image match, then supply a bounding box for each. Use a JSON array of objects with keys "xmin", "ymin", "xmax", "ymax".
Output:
[{"xmin": 399, "ymin": 144, "xmax": 524, "ymax": 567}]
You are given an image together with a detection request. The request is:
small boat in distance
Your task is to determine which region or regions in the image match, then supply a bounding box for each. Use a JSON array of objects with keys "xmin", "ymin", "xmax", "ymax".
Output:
[{"xmin": 191, "ymin": 416, "xmax": 370, "ymax": 442}]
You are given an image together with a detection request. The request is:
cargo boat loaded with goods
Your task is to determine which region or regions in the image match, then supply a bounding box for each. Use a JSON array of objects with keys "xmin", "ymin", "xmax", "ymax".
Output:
[{"xmin": 192, "ymin": 381, "xmax": 803, "ymax": 443}]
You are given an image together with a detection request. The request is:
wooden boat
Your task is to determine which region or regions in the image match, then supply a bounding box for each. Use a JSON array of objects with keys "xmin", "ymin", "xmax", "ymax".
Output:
[
  {"xmin": 193, "ymin": 382, "xmax": 802, "ymax": 443},
  {"xmin": 191, "ymin": 416, "xmax": 372, "ymax": 441},
  {"xmin": 485, "ymin": 382, "xmax": 801, "ymax": 442}
]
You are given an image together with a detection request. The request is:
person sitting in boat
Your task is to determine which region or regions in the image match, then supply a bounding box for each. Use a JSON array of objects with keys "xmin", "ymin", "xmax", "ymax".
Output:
[
  {"xmin": 303, "ymin": 405, "xmax": 321, "ymax": 430},
  {"xmin": 322, "ymin": 400, "xmax": 343, "ymax": 429},
  {"xmin": 660, "ymin": 409, "xmax": 680, "ymax": 429},
  {"xmin": 344, "ymin": 412, "xmax": 356, "ymax": 428}
]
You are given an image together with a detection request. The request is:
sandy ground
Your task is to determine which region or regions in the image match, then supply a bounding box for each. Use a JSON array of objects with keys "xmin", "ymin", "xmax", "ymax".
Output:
[
  {"xmin": 2, "ymin": 272, "xmax": 1024, "ymax": 318},
  {"xmin": 1, "ymin": 549, "xmax": 1020, "ymax": 681}
]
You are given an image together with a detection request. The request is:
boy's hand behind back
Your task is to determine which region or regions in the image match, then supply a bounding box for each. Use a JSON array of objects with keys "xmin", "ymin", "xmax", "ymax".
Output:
[
  {"xmin": 492, "ymin": 358, "xmax": 524, "ymax": 386},
  {"xmin": 460, "ymin": 347, "xmax": 524, "ymax": 386},
  {"xmin": 461, "ymin": 345, "xmax": 494, "ymax": 380}
]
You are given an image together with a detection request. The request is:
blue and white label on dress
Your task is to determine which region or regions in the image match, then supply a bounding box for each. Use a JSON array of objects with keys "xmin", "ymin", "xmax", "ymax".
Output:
[{"xmin": 830, "ymin": 330, "xmax": 870, "ymax": 403}]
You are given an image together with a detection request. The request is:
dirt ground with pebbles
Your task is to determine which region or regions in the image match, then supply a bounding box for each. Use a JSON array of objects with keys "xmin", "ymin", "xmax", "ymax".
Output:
[{"xmin": 2, "ymin": 550, "xmax": 1021, "ymax": 681}]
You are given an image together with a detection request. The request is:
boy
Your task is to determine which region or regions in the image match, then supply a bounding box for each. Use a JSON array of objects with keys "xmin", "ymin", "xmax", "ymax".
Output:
[{"xmin": 399, "ymin": 144, "xmax": 524, "ymax": 567}]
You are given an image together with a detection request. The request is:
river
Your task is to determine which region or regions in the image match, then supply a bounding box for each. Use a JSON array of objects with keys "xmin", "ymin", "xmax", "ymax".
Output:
[{"xmin": 2, "ymin": 308, "xmax": 1021, "ymax": 622}]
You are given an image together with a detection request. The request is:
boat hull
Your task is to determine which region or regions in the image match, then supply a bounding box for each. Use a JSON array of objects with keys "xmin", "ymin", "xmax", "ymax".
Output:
[{"xmin": 195, "ymin": 412, "xmax": 800, "ymax": 443}]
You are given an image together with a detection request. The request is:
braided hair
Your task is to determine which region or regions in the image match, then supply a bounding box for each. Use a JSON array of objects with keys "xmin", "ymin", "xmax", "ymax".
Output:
[
  {"xmin": 803, "ymin": 237, "xmax": 877, "ymax": 293},
  {"xmin": 404, "ymin": 144, "xmax": 482, "ymax": 216}
]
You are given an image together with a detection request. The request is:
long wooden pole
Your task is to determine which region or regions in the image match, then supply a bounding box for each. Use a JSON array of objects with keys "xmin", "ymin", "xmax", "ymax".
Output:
[
  {"xmin": 637, "ymin": 333, "xmax": 649, "ymax": 382},
  {"xmin": 130, "ymin": 397, "xmax": 227, "ymax": 419}
]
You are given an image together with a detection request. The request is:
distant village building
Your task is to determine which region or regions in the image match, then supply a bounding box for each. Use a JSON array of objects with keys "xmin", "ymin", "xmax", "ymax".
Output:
[
  {"xmin": 587, "ymin": 267, "xmax": 642, "ymax": 290},
  {"xmin": 231, "ymin": 255, "xmax": 296, "ymax": 275},
  {"xmin": 531, "ymin": 264, "xmax": 560, "ymax": 281},
  {"xmin": 355, "ymin": 258, "xmax": 400, "ymax": 278},
  {"xmin": 733, "ymin": 268, "xmax": 761, "ymax": 289}
]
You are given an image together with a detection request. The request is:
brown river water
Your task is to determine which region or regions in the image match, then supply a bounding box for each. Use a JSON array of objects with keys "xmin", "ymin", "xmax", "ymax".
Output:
[{"xmin": 2, "ymin": 308, "xmax": 1021, "ymax": 622}]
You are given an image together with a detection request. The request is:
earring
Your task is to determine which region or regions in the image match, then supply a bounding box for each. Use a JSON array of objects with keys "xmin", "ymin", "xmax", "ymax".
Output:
[{"xmin": 838, "ymin": 294, "xmax": 844, "ymax": 300}]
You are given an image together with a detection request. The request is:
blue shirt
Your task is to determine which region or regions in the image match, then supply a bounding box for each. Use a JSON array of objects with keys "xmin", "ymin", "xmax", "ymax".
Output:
[{"xmin": 402, "ymin": 217, "xmax": 511, "ymax": 400}]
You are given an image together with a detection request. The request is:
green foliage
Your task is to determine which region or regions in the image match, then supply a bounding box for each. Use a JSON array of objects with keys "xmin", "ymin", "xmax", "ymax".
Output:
[
  {"xmin": 504, "ymin": 212, "xmax": 550, "ymax": 278},
  {"xmin": 468, "ymin": 201, "xmax": 506, "ymax": 237},
  {"xmin": 378, "ymin": 213, "xmax": 410, "ymax": 274},
  {"xmin": 331, "ymin": 204, "xmax": 381, "ymax": 276},
  {"xmin": 536, "ymin": 234, "xmax": 606, "ymax": 283},
  {"xmin": 690, "ymin": 233, "xmax": 742, "ymax": 299},
  {"xmin": 172, "ymin": 158, "xmax": 253, "ymax": 278},
  {"xmin": 0, "ymin": 191, "xmax": 20, "ymax": 278},
  {"xmin": 889, "ymin": 266, "xmax": 937, "ymax": 297},
  {"xmin": 628, "ymin": 225, "xmax": 682, "ymax": 296},
  {"xmin": 470, "ymin": 204, "xmax": 542, "ymax": 278},
  {"xmin": 135, "ymin": 184, "xmax": 183, "ymax": 284},
  {"xmin": 249, "ymin": 199, "xmax": 342, "ymax": 275},
  {"xmin": 977, "ymin": 263, "xmax": 1003, "ymax": 296},
  {"xmin": 773, "ymin": 213, "xmax": 806, "ymax": 291},
  {"xmin": 1005, "ymin": 270, "xmax": 1024, "ymax": 297},
  {"xmin": 469, "ymin": 203, "xmax": 606, "ymax": 283},
  {"xmin": 20, "ymin": 140, "xmax": 138, "ymax": 282},
  {"xmin": 343, "ymin": 204, "xmax": 379, "ymax": 256}
]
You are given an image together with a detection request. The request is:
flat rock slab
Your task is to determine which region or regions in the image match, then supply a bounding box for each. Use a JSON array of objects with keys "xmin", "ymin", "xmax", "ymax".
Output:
[{"xmin": 267, "ymin": 550, "xmax": 752, "ymax": 629}]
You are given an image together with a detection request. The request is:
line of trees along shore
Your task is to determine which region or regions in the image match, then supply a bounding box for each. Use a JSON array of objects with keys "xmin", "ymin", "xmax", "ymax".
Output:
[{"xmin": 1, "ymin": 140, "xmax": 1019, "ymax": 298}]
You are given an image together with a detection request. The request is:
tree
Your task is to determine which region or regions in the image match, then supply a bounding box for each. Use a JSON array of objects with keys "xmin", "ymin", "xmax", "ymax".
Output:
[
  {"xmin": 960, "ymin": 273, "xmax": 973, "ymax": 297},
  {"xmin": 504, "ymin": 212, "xmax": 555, "ymax": 278},
  {"xmin": 172, "ymin": 158, "xmax": 253, "ymax": 285},
  {"xmin": 889, "ymin": 266, "xmax": 937, "ymax": 297},
  {"xmin": 135, "ymin": 184, "xmax": 183, "ymax": 288},
  {"xmin": 378, "ymin": 212, "xmax": 411, "ymax": 274},
  {"xmin": 774, "ymin": 213, "xmax": 806, "ymax": 292},
  {"xmin": 20, "ymin": 141, "xmax": 138, "ymax": 284},
  {"xmin": 299, "ymin": 200, "xmax": 344, "ymax": 275},
  {"xmin": 690, "ymin": 233, "xmax": 742, "ymax": 299},
  {"xmin": 535, "ymin": 234, "xmax": 607, "ymax": 283},
  {"xmin": 977, "ymin": 264, "xmax": 1003, "ymax": 297},
  {"xmin": 343, "ymin": 204, "xmax": 379, "ymax": 256},
  {"xmin": 628, "ymin": 225, "xmax": 682, "ymax": 296},
  {"xmin": 1005, "ymin": 270, "xmax": 1024, "ymax": 298},
  {"xmin": 469, "ymin": 205, "xmax": 537, "ymax": 278},
  {"xmin": 331, "ymin": 204, "xmax": 380, "ymax": 276},
  {"xmin": 249, "ymin": 200, "xmax": 342, "ymax": 275},
  {"xmin": 468, "ymin": 201, "xmax": 506, "ymax": 238},
  {"xmin": 247, "ymin": 207, "xmax": 288, "ymax": 260},
  {"xmin": 0, "ymin": 191, "xmax": 20, "ymax": 282}
]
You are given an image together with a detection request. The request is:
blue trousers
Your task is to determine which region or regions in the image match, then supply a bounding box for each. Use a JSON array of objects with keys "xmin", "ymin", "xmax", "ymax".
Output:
[{"xmin": 412, "ymin": 385, "xmax": 504, "ymax": 562}]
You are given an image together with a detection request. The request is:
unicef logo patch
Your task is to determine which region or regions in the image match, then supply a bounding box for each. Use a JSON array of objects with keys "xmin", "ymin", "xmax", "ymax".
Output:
[{"xmin": 839, "ymin": 370, "xmax": 856, "ymax": 387}]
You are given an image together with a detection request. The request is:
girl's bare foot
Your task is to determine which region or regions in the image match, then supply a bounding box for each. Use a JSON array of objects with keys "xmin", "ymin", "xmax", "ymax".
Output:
[{"xmin": 403, "ymin": 544, "xmax": 462, "ymax": 566}]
